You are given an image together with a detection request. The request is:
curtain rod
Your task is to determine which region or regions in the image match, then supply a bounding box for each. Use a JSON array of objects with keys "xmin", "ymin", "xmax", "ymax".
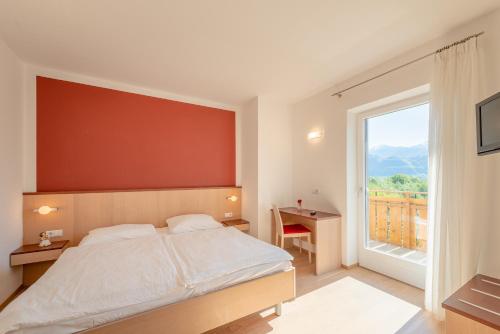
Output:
[{"xmin": 331, "ymin": 31, "xmax": 485, "ymax": 98}]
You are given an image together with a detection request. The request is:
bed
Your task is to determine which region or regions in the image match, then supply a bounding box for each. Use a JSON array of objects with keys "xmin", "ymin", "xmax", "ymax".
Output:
[{"xmin": 0, "ymin": 223, "xmax": 296, "ymax": 334}]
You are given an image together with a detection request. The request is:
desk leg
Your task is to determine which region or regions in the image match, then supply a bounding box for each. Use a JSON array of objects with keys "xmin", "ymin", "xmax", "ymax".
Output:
[
  {"xmin": 315, "ymin": 218, "xmax": 341, "ymax": 275},
  {"xmin": 271, "ymin": 214, "xmax": 277, "ymax": 246}
]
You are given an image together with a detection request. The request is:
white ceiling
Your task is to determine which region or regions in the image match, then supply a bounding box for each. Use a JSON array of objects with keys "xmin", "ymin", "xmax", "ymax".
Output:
[{"xmin": 0, "ymin": 1, "xmax": 499, "ymax": 107}]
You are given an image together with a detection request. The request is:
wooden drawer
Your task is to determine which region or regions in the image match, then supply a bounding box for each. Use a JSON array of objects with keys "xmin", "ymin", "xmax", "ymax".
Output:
[
  {"xmin": 232, "ymin": 223, "xmax": 249, "ymax": 231},
  {"xmin": 222, "ymin": 219, "xmax": 250, "ymax": 232},
  {"xmin": 446, "ymin": 310, "xmax": 499, "ymax": 334},
  {"xmin": 10, "ymin": 248, "xmax": 64, "ymax": 266}
]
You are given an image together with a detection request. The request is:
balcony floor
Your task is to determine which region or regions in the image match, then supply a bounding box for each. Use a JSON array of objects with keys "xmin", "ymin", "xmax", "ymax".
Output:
[{"xmin": 367, "ymin": 240, "xmax": 427, "ymax": 265}]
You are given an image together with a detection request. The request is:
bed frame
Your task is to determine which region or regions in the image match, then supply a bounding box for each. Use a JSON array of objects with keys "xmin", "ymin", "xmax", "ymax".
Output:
[
  {"xmin": 22, "ymin": 186, "xmax": 243, "ymax": 245},
  {"xmin": 22, "ymin": 187, "xmax": 297, "ymax": 333},
  {"xmin": 80, "ymin": 269, "xmax": 296, "ymax": 334}
]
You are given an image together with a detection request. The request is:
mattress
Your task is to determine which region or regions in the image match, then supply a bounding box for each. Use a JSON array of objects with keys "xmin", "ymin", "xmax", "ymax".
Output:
[{"xmin": 0, "ymin": 227, "xmax": 293, "ymax": 334}]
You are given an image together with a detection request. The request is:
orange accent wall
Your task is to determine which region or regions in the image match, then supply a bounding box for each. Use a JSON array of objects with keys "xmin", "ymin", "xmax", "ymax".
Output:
[{"xmin": 36, "ymin": 77, "xmax": 236, "ymax": 192}]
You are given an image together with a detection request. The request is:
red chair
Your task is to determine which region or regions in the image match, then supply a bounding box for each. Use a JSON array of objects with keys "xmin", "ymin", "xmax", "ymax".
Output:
[{"xmin": 272, "ymin": 205, "xmax": 312, "ymax": 263}]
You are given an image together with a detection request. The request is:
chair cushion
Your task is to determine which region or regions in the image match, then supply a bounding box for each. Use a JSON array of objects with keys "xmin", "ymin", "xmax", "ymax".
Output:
[{"xmin": 283, "ymin": 224, "xmax": 310, "ymax": 234}]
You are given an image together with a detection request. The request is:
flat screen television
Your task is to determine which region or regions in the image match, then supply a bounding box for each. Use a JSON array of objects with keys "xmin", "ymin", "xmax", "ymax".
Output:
[{"xmin": 476, "ymin": 92, "xmax": 500, "ymax": 155}]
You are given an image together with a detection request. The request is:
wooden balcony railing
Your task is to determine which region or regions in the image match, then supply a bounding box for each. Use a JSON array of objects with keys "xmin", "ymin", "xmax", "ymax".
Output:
[{"xmin": 368, "ymin": 189, "xmax": 428, "ymax": 252}]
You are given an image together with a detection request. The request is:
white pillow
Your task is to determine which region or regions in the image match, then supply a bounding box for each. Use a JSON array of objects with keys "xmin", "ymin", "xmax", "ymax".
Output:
[
  {"xmin": 79, "ymin": 233, "xmax": 118, "ymax": 246},
  {"xmin": 155, "ymin": 227, "xmax": 169, "ymax": 235},
  {"xmin": 79, "ymin": 224, "xmax": 156, "ymax": 246},
  {"xmin": 166, "ymin": 214, "xmax": 222, "ymax": 234},
  {"xmin": 88, "ymin": 224, "xmax": 155, "ymax": 236}
]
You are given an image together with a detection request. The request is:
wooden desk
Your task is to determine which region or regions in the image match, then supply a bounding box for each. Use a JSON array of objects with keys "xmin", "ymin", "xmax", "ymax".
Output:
[
  {"xmin": 271, "ymin": 207, "xmax": 341, "ymax": 275},
  {"xmin": 442, "ymin": 274, "xmax": 500, "ymax": 333}
]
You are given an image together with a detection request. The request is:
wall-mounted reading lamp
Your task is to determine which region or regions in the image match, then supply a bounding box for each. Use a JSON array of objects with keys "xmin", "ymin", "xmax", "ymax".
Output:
[
  {"xmin": 226, "ymin": 195, "xmax": 238, "ymax": 202},
  {"xmin": 307, "ymin": 129, "xmax": 323, "ymax": 142},
  {"xmin": 33, "ymin": 206, "xmax": 58, "ymax": 215}
]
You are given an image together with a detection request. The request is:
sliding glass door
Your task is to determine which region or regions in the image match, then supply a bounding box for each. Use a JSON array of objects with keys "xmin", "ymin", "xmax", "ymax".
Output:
[{"xmin": 357, "ymin": 97, "xmax": 429, "ymax": 288}]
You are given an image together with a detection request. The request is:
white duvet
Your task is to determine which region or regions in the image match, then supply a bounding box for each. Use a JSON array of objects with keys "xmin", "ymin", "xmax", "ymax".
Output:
[
  {"xmin": 0, "ymin": 235, "xmax": 186, "ymax": 334},
  {"xmin": 165, "ymin": 227, "xmax": 292, "ymax": 286},
  {"xmin": 0, "ymin": 227, "xmax": 292, "ymax": 334}
]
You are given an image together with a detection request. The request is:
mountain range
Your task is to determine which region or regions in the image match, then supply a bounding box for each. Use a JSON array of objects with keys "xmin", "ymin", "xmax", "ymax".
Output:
[{"xmin": 368, "ymin": 143, "xmax": 428, "ymax": 178}]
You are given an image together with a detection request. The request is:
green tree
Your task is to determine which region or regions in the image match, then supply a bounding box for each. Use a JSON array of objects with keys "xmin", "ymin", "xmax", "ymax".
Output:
[{"xmin": 368, "ymin": 174, "xmax": 427, "ymax": 198}]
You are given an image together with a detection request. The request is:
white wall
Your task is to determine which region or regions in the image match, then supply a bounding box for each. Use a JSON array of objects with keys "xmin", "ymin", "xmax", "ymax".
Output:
[
  {"xmin": 241, "ymin": 98, "xmax": 259, "ymax": 237},
  {"xmin": 240, "ymin": 96, "xmax": 293, "ymax": 242},
  {"xmin": 257, "ymin": 97, "xmax": 293, "ymax": 242},
  {"xmin": 291, "ymin": 8, "xmax": 500, "ymax": 274},
  {"xmin": 477, "ymin": 10, "xmax": 500, "ymax": 277},
  {"xmin": 0, "ymin": 39, "xmax": 23, "ymax": 303},
  {"xmin": 21, "ymin": 65, "xmax": 242, "ymax": 192},
  {"xmin": 291, "ymin": 92, "xmax": 349, "ymax": 258}
]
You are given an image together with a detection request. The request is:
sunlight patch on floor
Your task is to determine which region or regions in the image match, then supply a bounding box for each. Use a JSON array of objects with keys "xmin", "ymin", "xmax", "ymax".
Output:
[{"xmin": 260, "ymin": 276, "xmax": 421, "ymax": 334}]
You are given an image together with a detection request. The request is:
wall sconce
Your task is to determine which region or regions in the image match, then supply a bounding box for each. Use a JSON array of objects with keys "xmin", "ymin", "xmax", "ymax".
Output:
[
  {"xmin": 307, "ymin": 129, "xmax": 323, "ymax": 142},
  {"xmin": 33, "ymin": 206, "xmax": 58, "ymax": 215},
  {"xmin": 226, "ymin": 195, "xmax": 238, "ymax": 202}
]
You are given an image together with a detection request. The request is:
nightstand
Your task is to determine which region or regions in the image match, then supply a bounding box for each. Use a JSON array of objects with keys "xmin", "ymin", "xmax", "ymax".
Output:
[
  {"xmin": 10, "ymin": 240, "xmax": 69, "ymax": 286},
  {"xmin": 222, "ymin": 219, "xmax": 250, "ymax": 232}
]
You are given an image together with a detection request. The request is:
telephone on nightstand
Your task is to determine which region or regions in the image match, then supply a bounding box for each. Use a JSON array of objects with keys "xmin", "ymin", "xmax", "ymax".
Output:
[{"xmin": 39, "ymin": 231, "xmax": 52, "ymax": 247}]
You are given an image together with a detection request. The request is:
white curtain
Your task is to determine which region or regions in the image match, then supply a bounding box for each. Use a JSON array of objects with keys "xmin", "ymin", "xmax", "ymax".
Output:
[{"xmin": 425, "ymin": 38, "xmax": 484, "ymax": 319}]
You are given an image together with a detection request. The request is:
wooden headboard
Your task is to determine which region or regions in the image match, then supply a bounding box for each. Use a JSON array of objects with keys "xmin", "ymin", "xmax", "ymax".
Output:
[{"xmin": 23, "ymin": 187, "xmax": 241, "ymax": 245}]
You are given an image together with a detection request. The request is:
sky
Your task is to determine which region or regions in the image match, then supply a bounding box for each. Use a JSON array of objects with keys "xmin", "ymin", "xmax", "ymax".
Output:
[{"xmin": 367, "ymin": 103, "xmax": 429, "ymax": 148}]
